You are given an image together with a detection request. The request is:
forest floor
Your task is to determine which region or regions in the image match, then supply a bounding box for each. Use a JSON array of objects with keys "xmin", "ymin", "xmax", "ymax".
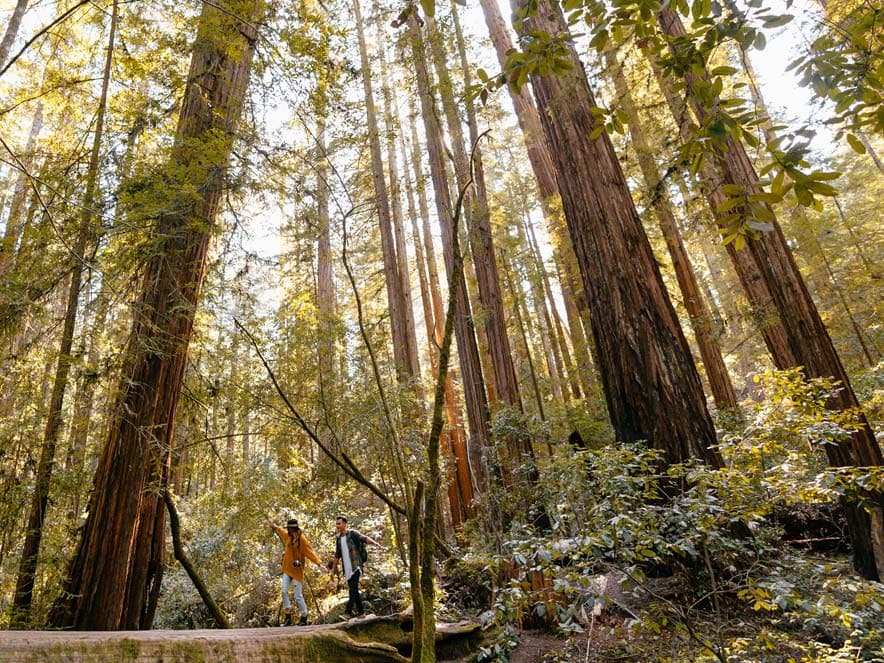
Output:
[{"xmin": 505, "ymin": 630, "xmax": 574, "ymax": 663}]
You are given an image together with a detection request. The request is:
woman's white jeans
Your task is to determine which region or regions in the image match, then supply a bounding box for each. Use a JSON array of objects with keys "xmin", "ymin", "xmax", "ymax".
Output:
[{"xmin": 281, "ymin": 573, "xmax": 307, "ymax": 615}]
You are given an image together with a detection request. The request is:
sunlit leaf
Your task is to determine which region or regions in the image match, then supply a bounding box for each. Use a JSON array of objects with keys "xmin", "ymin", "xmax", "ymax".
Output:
[{"xmin": 846, "ymin": 134, "xmax": 866, "ymax": 154}]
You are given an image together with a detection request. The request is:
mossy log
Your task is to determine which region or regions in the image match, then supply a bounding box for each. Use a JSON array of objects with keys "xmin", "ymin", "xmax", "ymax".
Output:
[
  {"xmin": 0, "ymin": 615, "xmax": 482, "ymax": 662},
  {"xmin": 342, "ymin": 613, "xmax": 482, "ymax": 659}
]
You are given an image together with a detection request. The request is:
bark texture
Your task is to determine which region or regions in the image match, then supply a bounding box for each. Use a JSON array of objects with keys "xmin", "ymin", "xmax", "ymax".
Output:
[
  {"xmin": 658, "ymin": 7, "xmax": 884, "ymax": 579},
  {"xmin": 47, "ymin": 0, "xmax": 264, "ymax": 629},
  {"xmin": 11, "ymin": 1, "xmax": 118, "ymax": 626},
  {"xmin": 406, "ymin": 17, "xmax": 494, "ymax": 487},
  {"xmin": 477, "ymin": 0, "xmax": 596, "ymax": 402},
  {"xmin": 604, "ymin": 46, "xmax": 738, "ymax": 411},
  {"xmin": 0, "ymin": 0, "xmax": 29, "ymax": 70},
  {"xmin": 514, "ymin": 0, "xmax": 721, "ymax": 467},
  {"xmin": 406, "ymin": 107, "xmax": 475, "ymax": 521},
  {"xmin": 354, "ymin": 0, "xmax": 417, "ymax": 383}
]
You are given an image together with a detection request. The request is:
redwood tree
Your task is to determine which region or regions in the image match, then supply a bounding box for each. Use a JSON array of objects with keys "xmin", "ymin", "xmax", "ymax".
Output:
[
  {"xmin": 603, "ymin": 46, "xmax": 739, "ymax": 412},
  {"xmin": 511, "ymin": 0, "xmax": 722, "ymax": 467},
  {"xmin": 48, "ymin": 0, "xmax": 265, "ymax": 629},
  {"xmin": 405, "ymin": 15, "xmax": 495, "ymax": 489},
  {"xmin": 658, "ymin": 7, "xmax": 884, "ymax": 580}
]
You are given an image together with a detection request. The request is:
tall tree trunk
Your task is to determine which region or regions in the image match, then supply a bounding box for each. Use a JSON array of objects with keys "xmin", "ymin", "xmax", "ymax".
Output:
[
  {"xmin": 477, "ymin": 0, "xmax": 555, "ymax": 199},
  {"xmin": 405, "ymin": 17, "xmax": 495, "ymax": 489},
  {"xmin": 412, "ymin": 104, "xmax": 474, "ymax": 663},
  {"xmin": 501, "ymin": 249, "xmax": 546, "ymax": 421},
  {"xmin": 314, "ymin": 101, "xmax": 338, "ymax": 462},
  {"xmin": 401, "ymin": 120, "xmax": 471, "ymax": 525},
  {"xmin": 11, "ymin": 2, "xmax": 117, "ymax": 626},
  {"xmin": 517, "ymin": 209, "xmax": 565, "ymax": 402},
  {"xmin": 411, "ymin": 105, "xmax": 475, "ymax": 499},
  {"xmin": 0, "ymin": 102, "xmax": 42, "ymax": 281},
  {"xmin": 658, "ymin": 7, "xmax": 884, "ymax": 580},
  {"xmin": 651, "ymin": 57, "xmax": 797, "ymax": 369},
  {"xmin": 428, "ymin": 13, "xmax": 523, "ymax": 416},
  {"xmin": 376, "ymin": 4, "xmax": 421, "ymax": 381},
  {"xmin": 737, "ymin": 44, "xmax": 880, "ymax": 368},
  {"xmin": 47, "ymin": 0, "xmax": 264, "ymax": 629},
  {"xmin": 521, "ymin": 203, "xmax": 581, "ymax": 400},
  {"xmin": 604, "ymin": 46, "xmax": 738, "ymax": 411},
  {"xmin": 0, "ymin": 0, "xmax": 28, "ymax": 70},
  {"xmin": 64, "ymin": 288, "xmax": 111, "ymax": 518},
  {"xmin": 353, "ymin": 0, "xmax": 417, "ymax": 383},
  {"xmin": 477, "ymin": 0, "xmax": 598, "ymax": 401},
  {"xmin": 513, "ymin": 0, "xmax": 722, "ymax": 467},
  {"xmin": 65, "ymin": 115, "xmax": 145, "ymax": 518},
  {"xmin": 446, "ymin": 3, "xmax": 544, "ymax": 494}
]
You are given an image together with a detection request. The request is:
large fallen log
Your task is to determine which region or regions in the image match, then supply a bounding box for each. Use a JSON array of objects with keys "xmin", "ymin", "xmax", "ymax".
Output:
[{"xmin": 0, "ymin": 615, "xmax": 481, "ymax": 662}]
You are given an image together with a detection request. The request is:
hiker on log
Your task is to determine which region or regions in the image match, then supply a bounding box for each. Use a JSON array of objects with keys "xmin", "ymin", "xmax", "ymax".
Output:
[
  {"xmin": 270, "ymin": 517, "xmax": 323, "ymax": 626},
  {"xmin": 328, "ymin": 515, "xmax": 379, "ymax": 618}
]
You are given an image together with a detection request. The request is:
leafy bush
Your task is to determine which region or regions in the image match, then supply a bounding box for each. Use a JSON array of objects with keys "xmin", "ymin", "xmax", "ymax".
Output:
[{"xmin": 474, "ymin": 369, "xmax": 884, "ymax": 661}]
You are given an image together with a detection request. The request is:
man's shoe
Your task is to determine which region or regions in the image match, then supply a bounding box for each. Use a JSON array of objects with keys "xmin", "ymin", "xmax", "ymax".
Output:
[{"xmin": 298, "ymin": 615, "xmax": 308, "ymax": 626}]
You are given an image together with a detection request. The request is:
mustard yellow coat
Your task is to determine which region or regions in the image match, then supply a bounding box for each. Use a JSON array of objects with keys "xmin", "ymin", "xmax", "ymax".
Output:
[{"xmin": 273, "ymin": 525, "xmax": 322, "ymax": 581}]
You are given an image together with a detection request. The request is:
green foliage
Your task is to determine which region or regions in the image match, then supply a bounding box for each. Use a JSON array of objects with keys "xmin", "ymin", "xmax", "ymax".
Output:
[
  {"xmin": 496, "ymin": 0, "xmax": 878, "ymax": 241},
  {"xmin": 473, "ymin": 369, "xmax": 884, "ymax": 660},
  {"xmin": 476, "ymin": 624, "xmax": 521, "ymax": 663},
  {"xmin": 787, "ymin": 0, "xmax": 884, "ymax": 140}
]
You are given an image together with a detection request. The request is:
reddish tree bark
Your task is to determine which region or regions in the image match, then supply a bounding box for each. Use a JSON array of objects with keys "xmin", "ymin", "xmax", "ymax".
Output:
[
  {"xmin": 658, "ymin": 7, "xmax": 884, "ymax": 579},
  {"xmin": 513, "ymin": 0, "xmax": 722, "ymax": 467},
  {"xmin": 604, "ymin": 47, "xmax": 738, "ymax": 411},
  {"xmin": 47, "ymin": 0, "xmax": 264, "ymax": 629},
  {"xmin": 353, "ymin": 0, "xmax": 418, "ymax": 383},
  {"xmin": 405, "ymin": 16, "xmax": 495, "ymax": 490},
  {"xmin": 11, "ymin": 0, "xmax": 118, "ymax": 627}
]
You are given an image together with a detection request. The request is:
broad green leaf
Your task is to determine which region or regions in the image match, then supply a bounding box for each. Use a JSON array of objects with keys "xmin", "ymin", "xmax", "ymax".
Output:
[
  {"xmin": 589, "ymin": 29, "xmax": 609, "ymax": 51},
  {"xmin": 806, "ymin": 181, "xmax": 837, "ymax": 197},
  {"xmin": 794, "ymin": 185, "xmax": 813, "ymax": 206},
  {"xmin": 762, "ymin": 14, "xmax": 793, "ymax": 28},
  {"xmin": 809, "ymin": 170, "xmax": 840, "ymax": 181},
  {"xmin": 753, "ymin": 32, "xmax": 767, "ymax": 50},
  {"xmin": 846, "ymin": 134, "xmax": 866, "ymax": 154},
  {"xmin": 748, "ymin": 192, "xmax": 781, "ymax": 204}
]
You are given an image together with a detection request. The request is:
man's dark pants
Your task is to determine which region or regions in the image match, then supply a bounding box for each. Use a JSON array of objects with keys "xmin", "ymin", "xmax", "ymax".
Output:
[{"xmin": 346, "ymin": 568, "xmax": 363, "ymax": 616}]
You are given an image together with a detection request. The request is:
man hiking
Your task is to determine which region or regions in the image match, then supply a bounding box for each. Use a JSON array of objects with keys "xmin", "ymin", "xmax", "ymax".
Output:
[{"xmin": 328, "ymin": 515, "xmax": 379, "ymax": 619}]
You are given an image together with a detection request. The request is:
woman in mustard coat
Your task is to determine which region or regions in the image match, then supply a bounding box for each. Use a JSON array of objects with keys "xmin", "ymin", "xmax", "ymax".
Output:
[{"xmin": 271, "ymin": 518, "xmax": 323, "ymax": 625}]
